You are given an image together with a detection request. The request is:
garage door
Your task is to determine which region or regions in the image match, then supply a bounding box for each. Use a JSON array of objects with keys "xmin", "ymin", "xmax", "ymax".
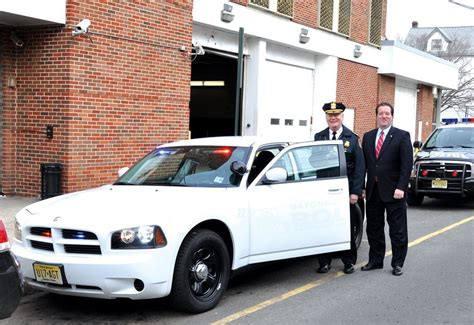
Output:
[
  {"xmin": 260, "ymin": 60, "xmax": 314, "ymax": 141},
  {"xmin": 394, "ymin": 83, "xmax": 417, "ymax": 143}
]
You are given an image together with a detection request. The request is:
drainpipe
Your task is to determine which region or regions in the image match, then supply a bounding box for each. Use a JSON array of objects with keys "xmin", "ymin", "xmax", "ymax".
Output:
[{"xmin": 234, "ymin": 27, "xmax": 244, "ymax": 136}]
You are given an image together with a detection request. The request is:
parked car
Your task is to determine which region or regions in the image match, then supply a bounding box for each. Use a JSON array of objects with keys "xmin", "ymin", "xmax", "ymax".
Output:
[
  {"xmin": 408, "ymin": 119, "xmax": 474, "ymax": 206},
  {"xmin": 12, "ymin": 136, "xmax": 361, "ymax": 313},
  {"xmin": 0, "ymin": 219, "xmax": 23, "ymax": 319}
]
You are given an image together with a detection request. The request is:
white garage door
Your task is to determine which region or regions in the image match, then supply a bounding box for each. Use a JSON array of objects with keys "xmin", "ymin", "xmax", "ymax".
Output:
[
  {"xmin": 394, "ymin": 83, "xmax": 417, "ymax": 143},
  {"xmin": 260, "ymin": 60, "xmax": 314, "ymax": 141}
]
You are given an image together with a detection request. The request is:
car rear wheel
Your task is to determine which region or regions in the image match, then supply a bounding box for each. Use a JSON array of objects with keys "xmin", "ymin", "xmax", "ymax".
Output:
[
  {"xmin": 170, "ymin": 229, "xmax": 230, "ymax": 313},
  {"xmin": 407, "ymin": 192, "xmax": 424, "ymax": 206}
]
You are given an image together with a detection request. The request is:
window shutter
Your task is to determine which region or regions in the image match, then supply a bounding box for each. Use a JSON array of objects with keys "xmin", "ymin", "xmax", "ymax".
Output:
[
  {"xmin": 338, "ymin": 0, "xmax": 351, "ymax": 36},
  {"xmin": 250, "ymin": 0, "xmax": 270, "ymax": 8},
  {"xmin": 369, "ymin": 0, "xmax": 383, "ymax": 45},
  {"xmin": 320, "ymin": 0, "xmax": 334, "ymax": 30},
  {"xmin": 277, "ymin": 0, "xmax": 293, "ymax": 17}
]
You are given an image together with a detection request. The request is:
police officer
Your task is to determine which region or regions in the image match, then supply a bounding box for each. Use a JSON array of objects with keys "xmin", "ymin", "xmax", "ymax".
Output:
[{"xmin": 314, "ymin": 102, "xmax": 365, "ymax": 274}]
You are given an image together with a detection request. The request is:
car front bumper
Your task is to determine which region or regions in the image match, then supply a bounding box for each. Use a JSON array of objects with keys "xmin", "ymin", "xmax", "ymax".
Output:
[{"xmin": 12, "ymin": 244, "xmax": 175, "ymax": 300}]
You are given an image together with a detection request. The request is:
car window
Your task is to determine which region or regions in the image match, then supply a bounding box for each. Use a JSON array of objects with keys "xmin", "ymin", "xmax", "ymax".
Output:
[
  {"xmin": 264, "ymin": 144, "xmax": 340, "ymax": 183},
  {"xmin": 116, "ymin": 146, "xmax": 250, "ymax": 187},
  {"xmin": 425, "ymin": 127, "xmax": 474, "ymax": 149},
  {"xmin": 247, "ymin": 146, "xmax": 286, "ymax": 185}
]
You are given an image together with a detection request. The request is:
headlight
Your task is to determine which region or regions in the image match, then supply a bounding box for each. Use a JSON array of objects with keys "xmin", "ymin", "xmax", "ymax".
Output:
[
  {"xmin": 14, "ymin": 219, "xmax": 23, "ymax": 241},
  {"xmin": 111, "ymin": 225, "xmax": 167, "ymax": 249}
]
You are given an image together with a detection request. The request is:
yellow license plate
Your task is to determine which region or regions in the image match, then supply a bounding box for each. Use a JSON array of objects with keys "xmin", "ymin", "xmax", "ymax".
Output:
[
  {"xmin": 432, "ymin": 179, "xmax": 448, "ymax": 189},
  {"xmin": 33, "ymin": 263, "xmax": 64, "ymax": 285}
]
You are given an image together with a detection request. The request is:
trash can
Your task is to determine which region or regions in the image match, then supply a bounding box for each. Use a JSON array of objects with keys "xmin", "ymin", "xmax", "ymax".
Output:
[{"xmin": 40, "ymin": 163, "xmax": 63, "ymax": 200}]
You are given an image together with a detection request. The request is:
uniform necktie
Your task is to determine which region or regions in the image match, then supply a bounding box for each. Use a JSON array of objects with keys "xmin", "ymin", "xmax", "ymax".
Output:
[
  {"xmin": 331, "ymin": 131, "xmax": 337, "ymax": 140},
  {"xmin": 376, "ymin": 130, "xmax": 384, "ymax": 158}
]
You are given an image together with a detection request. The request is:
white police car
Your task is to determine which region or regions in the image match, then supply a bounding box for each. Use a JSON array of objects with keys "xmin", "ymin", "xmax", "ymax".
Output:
[
  {"xmin": 12, "ymin": 136, "xmax": 356, "ymax": 313},
  {"xmin": 408, "ymin": 118, "xmax": 474, "ymax": 206}
]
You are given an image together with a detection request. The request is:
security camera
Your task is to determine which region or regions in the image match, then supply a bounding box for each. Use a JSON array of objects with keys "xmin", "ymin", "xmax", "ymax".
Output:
[
  {"xmin": 193, "ymin": 43, "xmax": 205, "ymax": 56},
  {"xmin": 72, "ymin": 19, "xmax": 91, "ymax": 36},
  {"xmin": 10, "ymin": 32, "xmax": 24, "ymax": 47}
]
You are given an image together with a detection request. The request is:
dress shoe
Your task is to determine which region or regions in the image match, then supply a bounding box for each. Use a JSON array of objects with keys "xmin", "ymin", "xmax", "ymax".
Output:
[
  {"xmin": 317, "ymin": 264, "xmax": 331, "ymax": 273},
  {"xmin": 343, "ymin": 264, "xmax": 355, "ymax": 274},
  {"xmin": 361, "ymin": 262, "xmax": 383, "ymax": 271},
  {"xmin": 392, "ymin": 266, "xmax": 403, "ymax": 276}
]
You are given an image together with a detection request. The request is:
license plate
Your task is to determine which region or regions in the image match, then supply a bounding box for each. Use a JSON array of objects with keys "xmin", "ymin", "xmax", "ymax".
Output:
[
  {"xmin": 432, "ymin": 179, "xmax": 448, "ymax": 189},
  {"xmin": 33, "ymin": 263, "xmax": 64, "ymax": 285}
]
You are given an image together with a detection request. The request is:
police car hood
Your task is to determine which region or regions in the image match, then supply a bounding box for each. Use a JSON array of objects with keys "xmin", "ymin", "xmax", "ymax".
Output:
[{"xmin": 416, "ymin": 147, "xmax": 474, "ymax": 163}]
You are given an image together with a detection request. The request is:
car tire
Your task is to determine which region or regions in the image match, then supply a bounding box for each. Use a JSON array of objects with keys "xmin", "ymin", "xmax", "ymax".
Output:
[
  {"xmin": 354, "ymin": 203, "xmax": 364, "ymax": 250},
  {"xmin": 407, "ymin": 192, "xmax": 424, "ymax": 206},
  {"xmin": 170, "ymin": 229, "xmax": 230, "ymax": 313}
]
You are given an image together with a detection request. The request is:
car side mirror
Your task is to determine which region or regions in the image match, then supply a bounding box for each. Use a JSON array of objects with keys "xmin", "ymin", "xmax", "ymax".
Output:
[
  {"xmin": 230, "ymin": 161, "xmax": 248, "ymax": 176},
  {"xmin": 262, "ymin": 167, "xmax": 287, "ymax": 184},
  {"xmin": 118, "ymin": 167, "xmax": 129, "ymax": 178},
  {"xmin": 413, "ymin": 141, "xmax": 422, "ymax": 149}
]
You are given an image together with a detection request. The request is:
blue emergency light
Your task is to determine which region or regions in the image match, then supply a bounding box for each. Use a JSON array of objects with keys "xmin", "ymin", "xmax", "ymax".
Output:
[{"xmin": 441, "ymin": 118, "xmax": 458, "ymax": 124}]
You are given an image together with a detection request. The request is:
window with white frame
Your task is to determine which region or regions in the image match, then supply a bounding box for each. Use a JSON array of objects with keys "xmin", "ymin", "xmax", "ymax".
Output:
[
  {"xmin": 250, "ymin": 0, "xmax": 294, "ymax": 17},
  {"xmin": 319, "ymin": 0, "xmax": 351, "ymax": 36},
  {"xmin": 430, "ymin": 39, "xmax": 443, "ymax": 51}
]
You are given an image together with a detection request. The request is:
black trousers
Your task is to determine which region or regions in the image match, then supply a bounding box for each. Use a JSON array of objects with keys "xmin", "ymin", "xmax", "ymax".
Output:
[
  {"xmin": 366, "ymin": 183, "xmax": 408, "ymax": 267},
  {"xmin": 317, "ymin": 203, "xmax": 358, "ymax": 266}
]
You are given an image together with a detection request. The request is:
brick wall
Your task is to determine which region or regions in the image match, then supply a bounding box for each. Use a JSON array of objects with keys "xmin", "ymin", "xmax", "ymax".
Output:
[
  {"xmin": 1, "ymin": 0, "xmax": 192, "ymax": 196},
  {"xmin": 350, "ymin": 0, "xmax": 370, "ymax": 44},
  {"xmin": 416, "ymin": 85, "xmax": 435, "ymax": 141},
  {"xmin": 293, "ymin": 0, "xmax": 318, "ymax": 28},
  {"xmin": 336, "ymin": 59, "xmax": 379, "ymax": 136}
]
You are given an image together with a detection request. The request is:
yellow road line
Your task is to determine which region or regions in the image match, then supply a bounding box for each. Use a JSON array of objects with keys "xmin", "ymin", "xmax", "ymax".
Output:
[{"xmin": 212, "ymin": 216, "xmax": 474, "ymax": 325}]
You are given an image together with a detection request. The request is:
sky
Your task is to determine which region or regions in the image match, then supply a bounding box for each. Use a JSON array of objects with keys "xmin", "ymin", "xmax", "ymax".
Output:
[{"xmin": 386, "ymin": 0, "xmax": 474, "ymax": 40}]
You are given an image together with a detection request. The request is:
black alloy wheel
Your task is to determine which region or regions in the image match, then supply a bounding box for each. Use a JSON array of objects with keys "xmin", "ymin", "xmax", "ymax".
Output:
[{"xmin": 170, "ymin": 229, "xmax": 230, "ymax": 313}]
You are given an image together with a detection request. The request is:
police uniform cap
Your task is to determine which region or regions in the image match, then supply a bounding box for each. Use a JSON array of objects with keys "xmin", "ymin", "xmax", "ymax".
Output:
[{"xmin": 322, "ymin": 102, "xmax": 345, "ymax": 114}]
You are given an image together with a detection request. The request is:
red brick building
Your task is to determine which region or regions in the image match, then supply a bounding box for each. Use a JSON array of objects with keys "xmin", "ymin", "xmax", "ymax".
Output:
[{"xmin": 0, "ymin": 0, "xmax": 458, "ymax": 196}]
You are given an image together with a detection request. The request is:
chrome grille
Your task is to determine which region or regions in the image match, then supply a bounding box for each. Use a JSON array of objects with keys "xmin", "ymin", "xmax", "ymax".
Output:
[{"xmin": 27, "ymin": 227, "xmax": 101, "ymax": 255}]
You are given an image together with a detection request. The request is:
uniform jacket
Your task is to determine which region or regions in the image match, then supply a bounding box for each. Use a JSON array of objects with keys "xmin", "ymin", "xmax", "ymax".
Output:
[
  {"xmin": 362, "ymin": 127, "xmax": 413, "ymax": 202},
  {"xmin": 314, "ymin": 125, "xmax": 365, "ymax": 196}
]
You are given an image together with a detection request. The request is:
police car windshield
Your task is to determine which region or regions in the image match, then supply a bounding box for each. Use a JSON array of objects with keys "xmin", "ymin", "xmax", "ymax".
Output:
[{"xmin": 424, "ymin": 127, "xmax": 474, "ymax": 149}]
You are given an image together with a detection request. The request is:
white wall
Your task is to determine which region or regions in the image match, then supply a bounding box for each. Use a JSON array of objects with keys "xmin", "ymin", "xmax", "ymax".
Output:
[{"xmin": 394, "ymin": 80, "xmax": 417, "ymax": 143}]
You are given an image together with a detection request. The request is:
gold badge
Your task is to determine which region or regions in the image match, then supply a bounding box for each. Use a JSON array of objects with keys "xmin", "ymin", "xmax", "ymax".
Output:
[
  {"xmin": 344, "ymin": 141, "xmax": 350, "ymax": 148},
  {"xmin": 331, "ymin": 102, "xmax": 336, "ymax": 109}
]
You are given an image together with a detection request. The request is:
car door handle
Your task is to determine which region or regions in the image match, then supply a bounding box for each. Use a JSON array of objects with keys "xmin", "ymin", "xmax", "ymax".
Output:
[{"xmin": 328, "ymin": 188, "xmax": 343, "ymax": 193}]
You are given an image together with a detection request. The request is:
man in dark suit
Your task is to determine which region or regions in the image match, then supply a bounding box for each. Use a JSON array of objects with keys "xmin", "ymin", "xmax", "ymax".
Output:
[
  {"xmin": 361, "ymin": 102, "xmax": 413, "ymax": 276},
  {"xmin": 314, "ymin": 102, "xmax": 365, "ymax": 274}
]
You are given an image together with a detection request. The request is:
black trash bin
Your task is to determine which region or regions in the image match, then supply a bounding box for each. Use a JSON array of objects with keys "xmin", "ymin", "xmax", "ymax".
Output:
[{"xmin": 40, "ymin": 163, "xmax": 63, "ymax": 200}]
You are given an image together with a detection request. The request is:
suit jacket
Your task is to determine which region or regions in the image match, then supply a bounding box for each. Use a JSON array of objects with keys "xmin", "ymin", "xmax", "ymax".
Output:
[
  {"xmin": 362, "ymin": 127, "xmax": 413, "ymax": 202},
  {"xmin": 315, "ymin": 125, "xmax": 365, "ymax": 196}
]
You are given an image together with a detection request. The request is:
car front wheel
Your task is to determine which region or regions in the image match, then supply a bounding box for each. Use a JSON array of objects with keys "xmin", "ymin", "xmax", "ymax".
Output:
[{"xmin": 170, "ymin": 229, "xmax": 230, "ymax": 313}]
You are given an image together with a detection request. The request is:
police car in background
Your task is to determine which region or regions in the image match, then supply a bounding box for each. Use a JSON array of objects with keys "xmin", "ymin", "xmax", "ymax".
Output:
[{"xmin": 408, "ymin": 118, "xmax": 474, "ymax": 206}]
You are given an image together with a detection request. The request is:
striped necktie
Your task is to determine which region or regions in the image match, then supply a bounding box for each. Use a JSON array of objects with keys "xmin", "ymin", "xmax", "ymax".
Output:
[{"xmin": 376, "ymin": 130, "xmax": 384, "ymax": 158}]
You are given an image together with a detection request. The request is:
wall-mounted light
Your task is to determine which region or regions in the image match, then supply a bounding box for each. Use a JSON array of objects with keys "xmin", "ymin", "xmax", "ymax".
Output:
[
  {"xmin": 191, "ymin": 80, "xmax": 225, "ymax": 87},
  {"xmin": 432, "ymin": 86, "xmax": 438, "ymax": 98},
  {"xmin": 10, "ymin": 31, "xmax": 24, "ymax": 47},
  {"xmin": 353, "ymin": 44, "xmax": 362, "ymax": 58},
  {"xmin": 299, "ymin": 28, "xmax": 310, "ymax": 44},
  {"xmin": 221, "ymin": 4, "xmax": 234, "ymax": 23}
]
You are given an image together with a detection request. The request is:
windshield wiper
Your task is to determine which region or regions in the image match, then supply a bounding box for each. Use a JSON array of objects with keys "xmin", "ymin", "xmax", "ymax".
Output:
[{"xmin": 113, "ymin": 181, "xmax": 134, "ymax": 185}]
